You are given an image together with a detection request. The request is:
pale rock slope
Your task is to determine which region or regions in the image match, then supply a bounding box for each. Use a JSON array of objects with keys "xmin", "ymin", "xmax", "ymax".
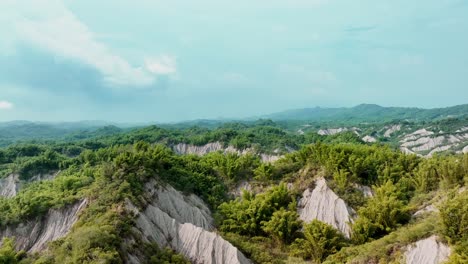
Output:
[
  {"xmin": 384, "ymin": 125, "xmax": 401, "ymax": 137},
  {"xmin": 318, "ymin": 128, "xmax": 348, "ymax": 136},
  {"xmin": 230, "ymin": 180, "xmax": 253, "ymax": 197},
  {"xmin": 173, "ymin": 142, "xmax": 282, "ymax": 163},
  {"xmin": 413, "ymin": 204, "xmax": 438, "ymax": 217},
  {"xmin": 404, "ymin": 236, "xmax": 451, "ymax": 264},
  {"xmin": 297, "ymin": 177, "xmax": 354, "ymax": 238},
  {"xmin": 0, "ymin": 174, "xmax": 19, "ymax": 197},
  {"xmin": 0, "ymin": 172, "xmax": 58, "ymax": 198},
  {"xmin": 0, "ymin": 199, "xmax": 87, "ymax": 252},
  {"xmin": 399, "ymin": 128, "xmax": 468, "ymax": 157},
  {"xmin": 173, "ymin": 142, "xmax": 224, "ymax": 156},
  {"xmin": 143, "ymin": 182, "xmax": 214, "ymax": 230},
  {"xmin": 127, "ymin": 181, "xmax": 251, "ymax": 264},
  {"xmin": 355, "ymin": 184, "xmax": 373, "ymax": 197},
  {"xmin": 463, "ymin": 145, "xmax": 468, "ymax": 154},
  {"xmin": 362, "ymin": 135, "xmax": 377, "ymax": 143}
]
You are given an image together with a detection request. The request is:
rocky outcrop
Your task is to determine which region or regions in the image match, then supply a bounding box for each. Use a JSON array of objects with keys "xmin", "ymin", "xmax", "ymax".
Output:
[
  {"xmin": 0, "ymin": 174, "xmax": 19, "ymax": 198},
  {"xmin": 127, "ymin": 181, "xmax": 251, "ymax": 264},
  {"xmin": 230, "ymin": 181, "xmax": 253, "ymax": 197},
  {"xmin": 173, "ymin": 142, "xmax": 224, "ymax": 156},
  {"xmin": 463, "ymin": 145, "xmax": 468, "ymax": 154},
  {"xmin": 384, "ymin": 125, "xmax": 401, "ymax": 137},
  {"xmin": 413, "ymin": 204, "xmax": 438, "ymax": 217},
  {"xmin": 297, "ymin": 178, "xmax": 354, "ymax": 238},
  {"xmin": 400, "ymin": 147, "xmax": 417, "ymax": 155},
  {"xmin": 142, "ymin": 182, "xmax": 213, "ymax": 230},
  {"xmin": 398, "ymin": 127, "xmax": 468, "ymax": 156},
  {"xmin": 427, "ymin": 145, "xmax": 452, "ymax": 157},
  {"xmin": 404, "ymin": 236, "xmax": 450, "ymax": 264},
  {"xmin": 172, "ymin": 142, "xmax": 282, "ymax": 163},
  {"xmin": 318, "ymin": 128, "xmax": 348, "ymax": 136},
  {"xmin": 0, "ymin": 199, "xmax": 87, "ymax": 252},
  {"xmin": 0, "ymin": 172, "xmax": 58, "ymax": 198},
  {"xmin": 362, "ymin": 135, "xmax": 377, "ymax": 143},
  {"xmin": 355, "ymin": 184, "xmax": 373, "ymax": 197},
  {"xmin": 401, "ymin": 136, "xmax": 444, "ymax": 150},
  {"xmin": 259, "ymin": 154, "xmax": 281, "ymax": 163}
]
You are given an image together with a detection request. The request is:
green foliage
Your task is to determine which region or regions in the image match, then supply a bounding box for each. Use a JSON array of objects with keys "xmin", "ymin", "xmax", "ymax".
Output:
[
  {"xmin": 411, "ymin": 159, "xmax": 440, "ymax": 193},
  {"xmin": 326, "ymin": 215, "xmax": 439, "ymax": 263},
  {"xmin": 333, "ymin": 169, "xmax": 349, "ymax": 193},
  {"xmin": 410, "ymin": 154, "xmax": 467, "ymax": 194},
  {"xmin": 222, "ymin": 232, "xmax": 286, "ymax": 264},
  {"xmin": 0, "ymin": 173, "xmax": 92, "ymax": 226},
  {"xmin": 290, "ymin": 220, "xmax": 347, "ymax": 263},
  {"xmin": 440, "ymin": 190, "xmax": 468, "ymax": 262},
  {"xmin": 0, "ymin": 145, "xmax": 67, "ymax": 179},
  {"xmin": 218, "ymin": 184, "xmax": 293, "ymax": 236},
  {"xmin": 0, "ymin": 120, "xmax": 466, "ymax": 263},
  {"xmin": 352, "ymin": 181, "xmax": 410, "ymax": 243},
  {"xmin": 253, "ymin": 163, "xmax": 274, "ymax": 182},
  {"xmin": 261, "ymin": 208, "xmax": 302, "ymax": 244},
  {"xmin": 294, "ymin": 143, "xmax": 419, "ymax": 185},
  {"xmin": 266, "ymin": 103, "xmax": 468, "ymax": 123},
  {"xmin": 202, "ymin": 152, "xmax": 259, "ymax": 183},
  {"xmin": 0, "ymin": 238, "xmax": 25, "ymax": 264},
  {"xmin": 149, "ymin": 247, "xmax": 190, "ymax": 264}
]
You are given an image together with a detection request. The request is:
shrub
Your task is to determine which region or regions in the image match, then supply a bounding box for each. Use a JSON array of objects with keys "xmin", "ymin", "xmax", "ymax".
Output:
[
  {"xmin": 262, "ymin": 208, "xmax": 302, "ymax": 244},
  {"xmin": 290, "ymin": 220, "xmax": 346, "ymax": 263}
]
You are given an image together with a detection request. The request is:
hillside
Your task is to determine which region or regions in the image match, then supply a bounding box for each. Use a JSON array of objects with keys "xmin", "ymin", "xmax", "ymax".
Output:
[
  {"xmin": 264, "ymin": 104, "xmax": 468, "ymax": 123},
  {"xmin": 0, "ymin": 121, "xmax": 466, "ymax": 264}
]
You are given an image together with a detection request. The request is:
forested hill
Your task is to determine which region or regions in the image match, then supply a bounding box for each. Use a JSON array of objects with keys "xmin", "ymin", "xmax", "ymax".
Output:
[
  {"xmin": 0, "ymin": 117, "xmax": 466, "ymax": 263},
  {"xmin": 263, "ymin": 103, "xmax": 468, "ymax": 123}
]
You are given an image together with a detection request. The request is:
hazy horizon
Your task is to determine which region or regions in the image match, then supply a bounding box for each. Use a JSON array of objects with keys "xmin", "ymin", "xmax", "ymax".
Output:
[
  {"xmin": 0, "ymin": 102, "xmax": 465, "ymax": 124},
  {"xmin": 1, "ymin": 0, "xmax": 468, "ymax": 122}
]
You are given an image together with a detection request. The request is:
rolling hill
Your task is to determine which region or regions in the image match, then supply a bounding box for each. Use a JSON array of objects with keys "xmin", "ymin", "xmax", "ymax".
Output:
[{"xmin": 264, "ymin": 103, "xmax": 468, "ymax": 122}]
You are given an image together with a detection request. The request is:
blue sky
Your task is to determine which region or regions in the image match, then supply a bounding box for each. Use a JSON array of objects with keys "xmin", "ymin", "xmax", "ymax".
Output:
[{"xmin": 1, "ymin": 0, "xmax": 467, "ymax": 122}]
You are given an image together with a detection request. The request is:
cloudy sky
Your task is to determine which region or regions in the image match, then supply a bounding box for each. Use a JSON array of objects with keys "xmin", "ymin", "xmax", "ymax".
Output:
[{"xmin": 1, "ymin": 0, "xmax": 467, "ymax": 122}]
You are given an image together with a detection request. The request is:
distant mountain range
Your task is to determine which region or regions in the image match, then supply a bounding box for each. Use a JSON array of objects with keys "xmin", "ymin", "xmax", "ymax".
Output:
[
  {"xmin": 263, "ymin": 104, "xmax": 468, "ymax": 122},
  {"xmin": 0, "ymin": 121, "xmax": 128, "ymax": 146},
  {"xmin": 1, "ymin": 104, "xmax": 467, "ymax": 145}
]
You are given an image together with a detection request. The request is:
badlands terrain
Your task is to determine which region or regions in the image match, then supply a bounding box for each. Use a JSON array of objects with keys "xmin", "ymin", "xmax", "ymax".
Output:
[{"xmin": 0, "ymin": 104, "xmax": 467, "ymax": 264}]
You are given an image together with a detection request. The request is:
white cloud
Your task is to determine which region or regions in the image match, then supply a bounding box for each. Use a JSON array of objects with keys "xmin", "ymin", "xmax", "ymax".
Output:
[
  {"xmin": 145, "ymin": 55, "xmax": 177, "ymax": 75},
  {"xmin": 0, "ymin": 101, "xmax": 13, "ymax": 110},
  {"xmin": 1, "ymin": 0, "xmax": 176, "ymax": 87}
]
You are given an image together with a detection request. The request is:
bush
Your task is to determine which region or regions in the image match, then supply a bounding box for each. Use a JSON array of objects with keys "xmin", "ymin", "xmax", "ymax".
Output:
[
  {"xmin": 351, "ymin": 181, "xmax": 410, "ymax": 243},
  {"xmin": 440, "ymin": 190, "xmax": 468, "ymax": 263},
  {"xmin": 261, "ymin": 208, "xmax": 302, "ymax": 244},
  {"xmin": 218, "ymin": 184, "xmax": 292, "ymax": 236},
  {"xmin": 0, "ymin": 238, "xmax": 25, "ymax": 264},
  {"xmin": 290, "ymin": 220, "xmax": 347, "ymax": 263}
]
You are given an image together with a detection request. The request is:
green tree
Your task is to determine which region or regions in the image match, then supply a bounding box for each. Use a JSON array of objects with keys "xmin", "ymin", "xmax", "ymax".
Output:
[
  {"xmin": 261, "ymin": 208, "xmax": 302, "ymax": 244},
  {"xmin": 440, "ymin": 191, "xmax": 468, "ymax": 244},
  {"xmin": 218, "ymin": 184, "xmax": 292, "ymax": 236},
  {"xmin": 290, "ymin": 220, "xmax": 346, "ymax": 263},
  {"xmin": 0, "ymin": 238, "xmax": 25, "ymax": 264},
  {"xmin": 351, "ymin": 181, "xmax": 409, "ymax": 242},
  {"xmin": 333, "ymin": 169, "xmax": 349, "ymax": 193},
  {"xmin": 253, "ymin": 163, "xmax": 274, "ymax": 182}
]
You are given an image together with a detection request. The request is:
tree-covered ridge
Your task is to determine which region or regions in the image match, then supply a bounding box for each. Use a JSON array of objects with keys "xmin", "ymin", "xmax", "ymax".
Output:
[
  {"xmin": 265, "ymin": 103, "xmax": 468, "ymax": 123},
  {"xmin": 213, "ymin": 141, "xmax": 465, "ymax": 262},
  {"xmin": 0, "ymin": 124, "xmax": 466, "ymax": 263}
]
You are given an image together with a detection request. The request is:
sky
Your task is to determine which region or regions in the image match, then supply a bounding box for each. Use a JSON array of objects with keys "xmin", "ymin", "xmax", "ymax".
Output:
[{"xmin": 1, "ymin": 0, "xmax": 468, "ymax": 122}]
